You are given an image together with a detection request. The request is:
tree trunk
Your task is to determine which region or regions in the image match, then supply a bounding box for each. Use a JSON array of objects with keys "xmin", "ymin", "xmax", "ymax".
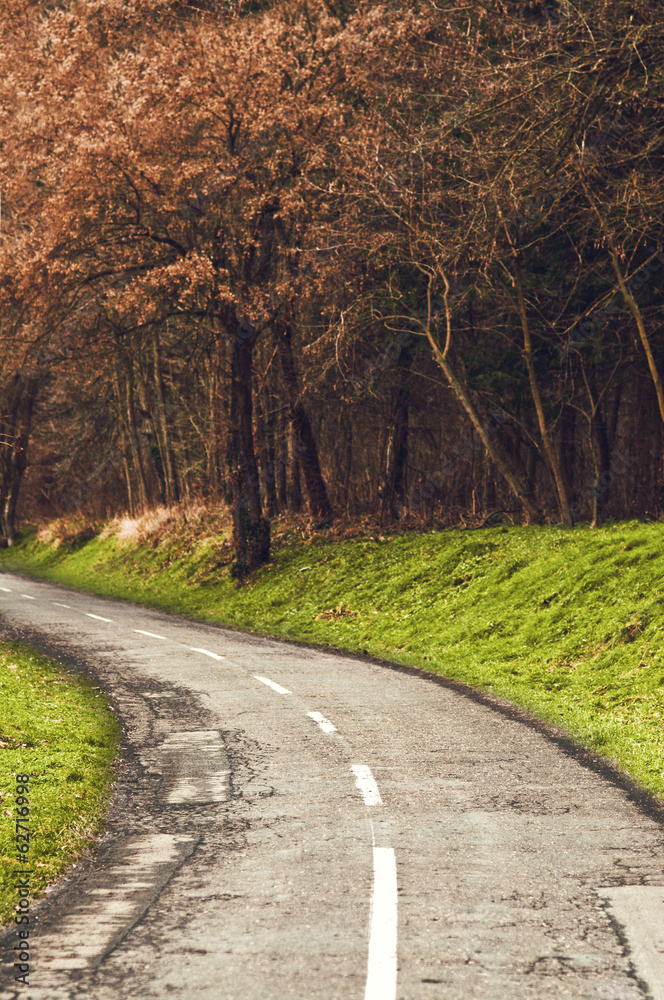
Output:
[
  {"xmin": 0, "ymin": 375, "xmax": 39, "ymax": 545},
  {"xmin": 558, "ymin": 398, "xmax": 577, "ymax": 510},
  {"xmin": 227, "ymin": 327, "xmax": 270, "ymax": 577},
  {"xmin": 208, "ymin": 338, "xmax": 230, "ymax": 501},
  {"xmin": 594, "ymin": 405, "xmax": 612, "ymax": 514},
  {"xmin": 610, "ymin": 248, "xmax": 664, "ymax": 424},
  {"xmin": 263, "ymin": 398, "xmax": 278, "ymax": 514},
  {"xmin": 513, "ymin": 269, "xmax": 573, "ymax": 524},
  {"xmin": 254, "ymin": 389, "xmax": 277, "ymax": 518},
  {"xmin": 275, "ymin": 409, "xmax": 288, "ymax": 511},
  {"xmin": 112, "ymin": 357, "xmax": 149, "ymax": 515},
  {"xmin": 287, "ymin": 419, "xmax": 302, "ymax": 512},
  {"xmin": 581, "ymin": 178, "xmax": 664, "ymax": 426},
  {"xmin": 584, "ymin": 365, "xmax": 611, "ymax": 527},
  {"xmin": 151, "ymin": 329, "xmax": 179, "ymax": 505},
  {"xmin": 343, "ymin": 417, "xmax": 354, "ymax": 515},
  {"xmin": 275, "ymin": 323, "xmax": 332, "ymax": 519},
  {"xmin": 425, "ymin": 273, "xmax": 541, "ymax": 523}
]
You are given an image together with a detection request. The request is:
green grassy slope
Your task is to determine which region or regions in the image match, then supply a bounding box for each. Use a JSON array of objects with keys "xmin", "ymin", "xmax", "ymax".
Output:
[
  {"xmin": 0, "ymin": 642, "xmax": 120, "ymax": 926},
  {"xmin": 1, "ymin": 518, "xmax": 663, "ymax": 798}
]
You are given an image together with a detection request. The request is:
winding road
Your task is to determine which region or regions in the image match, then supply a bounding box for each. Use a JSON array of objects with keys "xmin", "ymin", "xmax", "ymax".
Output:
[{"xmin": 1, "ymin": 571, "xmax": 664, "ymax": 1000}]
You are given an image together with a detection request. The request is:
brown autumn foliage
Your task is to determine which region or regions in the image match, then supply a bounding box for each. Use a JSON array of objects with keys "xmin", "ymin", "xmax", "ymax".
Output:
[{"xmin": 0, "ymin": 0, "xmax": 663, "ymax": 572}]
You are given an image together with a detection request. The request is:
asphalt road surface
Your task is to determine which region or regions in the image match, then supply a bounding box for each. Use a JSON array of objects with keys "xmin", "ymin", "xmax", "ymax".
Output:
[{"xmin": 1, "ymin": 571, "xmax": 664, "ymax": 1000}]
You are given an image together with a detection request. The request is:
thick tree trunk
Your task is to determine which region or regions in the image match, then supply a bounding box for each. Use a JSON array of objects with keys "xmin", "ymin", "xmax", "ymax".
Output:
[
  {"xmin": 275, "ymin": 323, "xmax": 332, "ymax": 519},
  {"xmin": 0, "ymin": 375, "xmax": 39, "ymax": 545},
  {"xmin": 125, "ymin": 382, "xmax": 150, "ymax": 511},
  {"xmin": 109, "ymin": 370, "xmax": 136, "ymax": 516},
  {"xmin": 588, "ymin": 427, "xmax": 603, "ymax": 529},
  {"xmin": 228, "ymin": 328, "xmax": 270, "ymax": 577}
]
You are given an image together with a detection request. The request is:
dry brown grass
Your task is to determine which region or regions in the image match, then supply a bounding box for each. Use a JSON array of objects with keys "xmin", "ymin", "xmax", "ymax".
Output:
[
  {"xmin": 32, "ymin": 502, "xmax": 510, "ymax": 559},
  {"xmin": 36, "ymin": 518, "xmax": 97, "ymax": 549}
]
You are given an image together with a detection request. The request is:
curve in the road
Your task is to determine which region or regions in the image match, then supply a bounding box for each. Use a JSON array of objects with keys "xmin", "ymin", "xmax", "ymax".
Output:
[{"xmin": 0, "ymin": 572, "xmax": 663, "ymax": 1000}]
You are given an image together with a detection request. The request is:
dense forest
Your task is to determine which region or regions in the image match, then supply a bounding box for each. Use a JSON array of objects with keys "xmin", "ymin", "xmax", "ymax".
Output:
[{"xmin": 1, "ymin": 0, "xmax": 663, "ymax": 574}]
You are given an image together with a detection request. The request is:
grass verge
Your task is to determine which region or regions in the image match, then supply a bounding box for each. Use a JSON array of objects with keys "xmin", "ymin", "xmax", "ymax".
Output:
[
  {"xmin": 0, "ymin": 641, "xmax": 120, "ymax": 927},
  {"xmin": 1, "ymin": 513, "xmax": 663, "ymax": 802}
]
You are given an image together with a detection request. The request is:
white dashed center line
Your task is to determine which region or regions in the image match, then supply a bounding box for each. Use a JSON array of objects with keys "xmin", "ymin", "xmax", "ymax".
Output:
[
  {"xmin": 307, "ymin": 711, "xmax": 337, "ymax": 735},
  {"xmin": 253, "ymin": 675, "xmax": 291, "ymax": 695},
  {"xmin": 351, "ymin": 765, "xmax": 383, "ymax": 807},
  {"xmin": 4, "ymin": 581, "xmax": 402, "ymax": 999},
  {"xmin": 365, "ymin": 847, "xmax": 398, "ymax": 1000},
  {"xmin": 189, "ymin": 647, "xmax": 224, "ymax": 661}
]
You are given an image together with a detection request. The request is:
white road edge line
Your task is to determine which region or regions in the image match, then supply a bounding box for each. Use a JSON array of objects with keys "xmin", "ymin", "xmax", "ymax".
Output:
[
  {"xmin": 20, "ymin": 594, "xmax": 36, "ymax": 600},
  {"xmin": 52, "ymin": 602, "xmax": 72, "ymax": 608},
  {"xmin": 86, "ymin": 613, "xmax": 113, "ymax": 622},
  {"xmin": 134, "ymin": 629, "xmax": 168, "ymax": 640},
  {"xmin": 190, "ymin": 647, "xmax": 225, "ymax": 661},
  {"xmin": 364, "ymin": 846, "xmax": 398, "ymax": 1000},
  {"xmin": 307, "ymin": 711, "xmax": 337, "ymax": 735},
  {"xmin": 0, "ymin": 587, "xmax": 13, "ymax": 593},
  {"xmin": 351, "ymin": 765, "xmax": 383, "ymax": 807},
  {"xmin": 253, "ymin": 675, "xmax": 292, "ymax": 695}
]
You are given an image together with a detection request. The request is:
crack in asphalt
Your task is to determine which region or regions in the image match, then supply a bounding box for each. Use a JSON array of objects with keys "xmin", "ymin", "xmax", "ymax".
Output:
[{"xmin": 0, "ymin": 621, "xmax": 260, "ymax": 999}]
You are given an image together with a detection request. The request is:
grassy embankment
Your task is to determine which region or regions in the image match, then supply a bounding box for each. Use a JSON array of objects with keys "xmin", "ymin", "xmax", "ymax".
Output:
[
  {"xmin": 1, "ymin": 512, "xmax": 663, "ymax": 802},
  {"xmin": 0, "ymin": 641, "xmax": 120, "ymax": 926}
]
